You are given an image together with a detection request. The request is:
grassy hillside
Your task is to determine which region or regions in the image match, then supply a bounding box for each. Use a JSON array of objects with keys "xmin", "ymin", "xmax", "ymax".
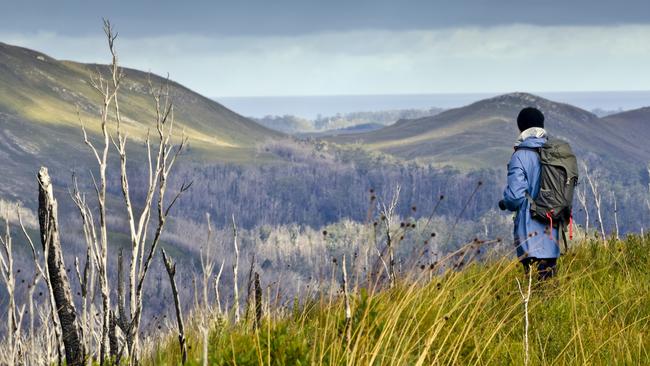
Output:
[
  {"xmin": 329, "ymin": 93, "xmax": 650, "ymax": 169},
  {"xmin": 147, "ymin": 235, "xmax": 650, "ymax": 365},
  {"xmin": 0, "ymin": 42, "xmax": 283, "ymax": 201},
  {"xmin": 0, "ymin": 42, "xmax": 282, "ymax": 147}
]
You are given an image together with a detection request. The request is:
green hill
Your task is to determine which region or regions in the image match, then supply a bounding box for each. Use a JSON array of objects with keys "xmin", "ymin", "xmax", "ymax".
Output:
[
  {"xmin": 149, "ymin": 236, "xmax": 650, "ymax": 365},
  {"xmin": 329, "ymin": 93, "xmax": 650, "ymax": 169},
  {"xmin": 0, "ymin": 42, "xmax": 281, "ymax": 147},
  {"xmin": 0, "ymin": 42, "xmax": 283, "ymax": 200}
]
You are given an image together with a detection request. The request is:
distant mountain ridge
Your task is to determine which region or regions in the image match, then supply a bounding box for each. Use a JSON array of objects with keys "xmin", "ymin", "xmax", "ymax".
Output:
[
  {"xmin": 254, "ymin": 107, "xmax": 444, "ymax": 134},
  {"xmin": 330, "ymin": 92, "xmax": 649, "ymax": 168}
]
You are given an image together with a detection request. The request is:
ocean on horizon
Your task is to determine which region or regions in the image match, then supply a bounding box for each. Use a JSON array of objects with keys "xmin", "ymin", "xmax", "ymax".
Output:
[{"xmin": 217, "ymin": 91, "xmax": 650, "ymax": 119}]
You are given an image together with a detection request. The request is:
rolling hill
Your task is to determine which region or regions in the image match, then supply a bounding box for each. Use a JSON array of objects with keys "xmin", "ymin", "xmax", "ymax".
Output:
[
  {"xmin": 0, "ymin": 42, "xmax": 283, "ymax": 200},
  {"xmin": 0, "ymin": 42, "xmax": 281, "ymax": 147},
  {"xmin": 329, "ymin": 92, "xmax": 650, "ymax": 168},
  {"xmin": 597, "ymin": 107, "xmax": 650, "ymax": 158}
]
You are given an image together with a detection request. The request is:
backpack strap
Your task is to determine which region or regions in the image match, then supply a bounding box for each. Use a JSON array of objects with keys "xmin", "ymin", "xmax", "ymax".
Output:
[
  {"xmin": 524, "ymin": 192, "xmax": 536, "ymax": 209},
  {"xmin": 560, "ymin": 220, "xmax": 569, "ymax": 254},
  {"xmin": 513, "ymin": 146, "xmax": 542, "ymax": 154}
]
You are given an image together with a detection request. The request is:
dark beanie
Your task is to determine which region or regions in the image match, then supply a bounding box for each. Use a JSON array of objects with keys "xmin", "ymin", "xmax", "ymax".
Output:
[{"xmin": 517, "ymin": 107, "xmax": 544, "ymax": 132}]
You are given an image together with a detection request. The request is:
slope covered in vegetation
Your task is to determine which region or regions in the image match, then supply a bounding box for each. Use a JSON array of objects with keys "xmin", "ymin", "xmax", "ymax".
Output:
[{"xmin": 147, "ymin": 236, "xmax": 650, "ymax": 365}]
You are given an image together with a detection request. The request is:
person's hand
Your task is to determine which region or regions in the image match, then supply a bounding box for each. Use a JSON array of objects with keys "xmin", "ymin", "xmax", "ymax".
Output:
[{"xmin": 498, "ymin": 200, "xmax": 506, "ymax": 211}]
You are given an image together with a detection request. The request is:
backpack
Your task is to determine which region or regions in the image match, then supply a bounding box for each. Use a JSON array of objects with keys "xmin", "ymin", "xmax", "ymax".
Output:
[{"xmin": 515, "ymin": 137, "xmax": 579, "ymax": 251}]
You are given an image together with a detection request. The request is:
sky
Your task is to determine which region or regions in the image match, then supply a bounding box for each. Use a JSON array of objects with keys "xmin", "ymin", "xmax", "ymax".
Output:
[{"xmin": 2, "ymin": 0, "xmax": 650, "ymax": 97}]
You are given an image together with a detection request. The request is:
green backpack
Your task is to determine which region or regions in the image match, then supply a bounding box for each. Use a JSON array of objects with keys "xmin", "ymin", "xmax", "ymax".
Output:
[{"xmin": 516, "ymin": 137, "xmax": 579, "ymax": 250}]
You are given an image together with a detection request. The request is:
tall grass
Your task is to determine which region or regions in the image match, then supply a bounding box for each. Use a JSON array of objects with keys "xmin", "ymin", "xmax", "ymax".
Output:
[{"xmin": 146, "ymin": 235, "xmax": 650, "ymax": 365}]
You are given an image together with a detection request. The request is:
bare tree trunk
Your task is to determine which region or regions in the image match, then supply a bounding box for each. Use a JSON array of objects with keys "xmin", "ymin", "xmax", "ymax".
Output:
[
  {"xmin": 27, "ymin": 272, "xmax": 41, "ymax": 364},
  {"xmin": 379, "ymin": 185, "xmax": 400, "ymax": 288},
  {"xmin": 613, "ymin": 193, "xmax": 620, "ymax": 241},
  {"xmin": 254, "ymin": 272, "xmax": 263, "ymax": 329},
  {"xmin": 19, "ymin": 209, "xmax": 61, "ymax": 366},
  {"xmin": 201, "ymin": 213, "xmax": 215, "ymax": 315},
  {"xmin": 38, "ymin": 167, "xmax": 85, "ymax": 366},
  {"xmin": 232, "ymin": 215, "xmax": 241, "ymax": 323},
  {"xmin": 244, "ymin": 254, "xmax": 256, "ymax": 324},
  {"xmin": 576, "ymin": 182, "xmax": 590, "ymax": 235},
  {"xmin": 647, "ymin": 164, "xmax": 650, "ymax": 217},
  {"xmin": 162, "ymin": 249, "xmax": 187, "ymax": 365},
  {"xmin": 341, "ymin": 254, "xmax": 352, "ymax": 345},
  {"xmin": 214, "ymin": 260, "xmax": 225, "ymax": 317},
  {"xmin": 516, "ymin": 269, "xmax": 532, "ymax": 366},
  {"xmin": 108, "ymin": 311, "xmax": 119, "ymax": 361},
  {"xmin": 583, "ymin": 163, "xmax": 606, "ymax": 242},
  {"xmin": 0, "ymin": 212, "xmax": 20, "ymax": 365}
]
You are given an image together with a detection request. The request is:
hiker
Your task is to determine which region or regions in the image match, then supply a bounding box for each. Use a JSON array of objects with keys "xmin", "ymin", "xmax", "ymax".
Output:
[{"xmin": 498, "ymin": 107, "xmax": 577, "ymax": 280}]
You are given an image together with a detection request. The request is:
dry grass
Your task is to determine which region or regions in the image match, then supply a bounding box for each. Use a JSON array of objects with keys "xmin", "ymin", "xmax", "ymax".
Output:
[{"xmin": 145, "ymin": 235, "xmax": 650, "ymax": 365}]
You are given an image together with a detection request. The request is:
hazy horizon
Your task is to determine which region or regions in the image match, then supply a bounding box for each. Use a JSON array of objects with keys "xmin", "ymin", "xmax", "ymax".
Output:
[{"xmin": 217, "ymin": 90, "xmax": 650, "ymax": 119}]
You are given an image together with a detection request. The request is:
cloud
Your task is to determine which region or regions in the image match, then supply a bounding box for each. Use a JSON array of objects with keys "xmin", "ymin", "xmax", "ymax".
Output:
[{"xmin": 3, "ymin": 25, "xmax": 650, "ymax": 96}]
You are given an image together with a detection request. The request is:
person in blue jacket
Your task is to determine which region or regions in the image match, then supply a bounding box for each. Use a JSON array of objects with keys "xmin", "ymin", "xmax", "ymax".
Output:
[{"xmin": 499, "ymin": 107, "xmax": 559, "ymax": 280}]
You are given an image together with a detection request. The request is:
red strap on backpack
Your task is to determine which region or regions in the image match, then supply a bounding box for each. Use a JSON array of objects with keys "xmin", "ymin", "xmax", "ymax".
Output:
[
  {"xmin": 546, "ymin": 210, "xmax": 554, "ymax": 240},
  {"xmin": 569, "ymin": 214, "xmax": 573, "ymax": 240}
]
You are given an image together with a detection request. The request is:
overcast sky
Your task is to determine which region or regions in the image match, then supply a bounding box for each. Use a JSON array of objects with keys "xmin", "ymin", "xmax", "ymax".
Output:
[{"xmin": 2, "ymin": 0, "xmax": 650, "ymax": 97}]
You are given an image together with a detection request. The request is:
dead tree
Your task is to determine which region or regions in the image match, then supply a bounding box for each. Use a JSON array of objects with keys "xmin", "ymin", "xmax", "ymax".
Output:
[
  {"xmin": 575, "ymin": 180, "xmax": 590, "ymax": 235},
  {"xmin": 77, "ymin": 20, "xmax": 123, "ymax": 362},
  {"xmin": 19, "ymin": 210, "xmax": 62, "ymax": 365},
  {"xmin": 199, "ymin": 213, "xmax": 215, "ymax": 366},
  {"xmin": 38, "ymin": 167, "xmax": 85, "ymax": 365},
  {"xmin": 214, "ymin": 260, "xmax": 225, "ymax": 317},
  {"xmin": 253, "ymin": 272, "xmax": 263, "ymax": 329},
  {"xmin": 612, "ymin": 193, "xmax": 620, "ymax": 241},
  {"xmin": 244, "ymin": 254, "xmax": 256, "ymax": 324},
  {"xmin": 162, "ymin": 249, "xmax": 187, "ymax": 365},
  {"xmin": 0, "ymin": 211, "xmax": 26, "ymax": 366},
  {"xmin": 77, "ymin": 20, "xmax": 189, "ymax": 363},
  {"xmin": 232, "ymin": 215, "xmax": 241, "ymax": 323},
  {"xmin": 200, "ymin": 213, "xmax": 216, "ymax": 314},
  {"xmin": 583, "ymin": 163, "xmax": 606, "ymax": 242},
  {"xmin": 646, "ymin": 164, "xmax": 650, "ymax": 228},
  {"xmin": 379, "ymin": 185, "xmax": 400, "ymax": 288},
  {"xmin": 69, "ymin": 176, "xmax": 101, "ymax": 365},
  {"xmin": 516, "ymin": 268, "xmax": 533, "ymax": 366},
  {"xmin": 341, "ymin": 254, "xmax": 352, "ymax": 345}
]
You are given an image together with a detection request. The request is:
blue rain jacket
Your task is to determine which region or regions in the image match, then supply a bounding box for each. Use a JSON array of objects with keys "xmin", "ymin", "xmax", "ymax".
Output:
[{"xmin": 503, "ymin": 136, "xmax": 560, "ymax": 260}]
